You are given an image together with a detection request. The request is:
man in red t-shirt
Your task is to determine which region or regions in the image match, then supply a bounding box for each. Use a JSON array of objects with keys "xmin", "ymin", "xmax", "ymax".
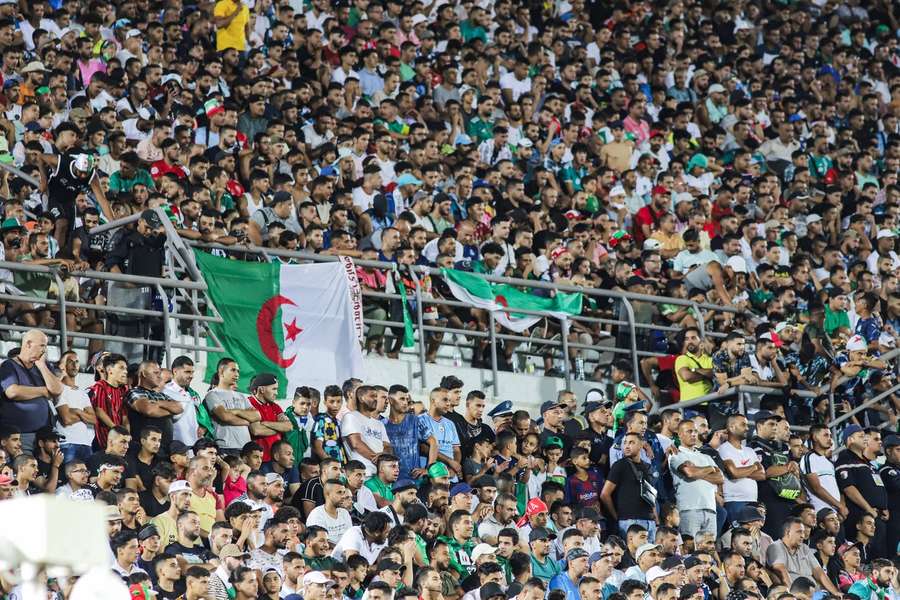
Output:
[
  {"xmin": 149, "ymin": 139, "xmax": 189, "ymax": 181},
  {"xmin": 633, "ymin": 186, "xmax": 670, "ymax": 245},
  {"xmin": 246, "ymin": 373, "xmax": 293, "ymax": 461}
]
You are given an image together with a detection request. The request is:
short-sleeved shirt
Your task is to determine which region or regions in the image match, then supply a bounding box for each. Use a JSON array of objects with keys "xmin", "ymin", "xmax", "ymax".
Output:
[
  {"xmin": 341, "ymin": 411, "xmax": 388, "ymax": 476},
  {"xmin": 313, "ymin": 413, "xmax": 345, "ymax": 463},
  {"xmin": 0, "ymin": 358, "xmax": 52, "ymax": 432},
  {"xmin": 126, "ymin": 385, "xmax": 175, "ymax": 451},
  {"xmin": 382, "ymin": 413, "xmax": 431, "ymax": 479},
  {"xmin": 669, "ymin": 446, "xmax": 718, "ymax": 511},
  {"xmin": 247, "ymin": 395, "xmax": 284, "ymax": 461},
  {"xmin": 674, "ymin": 352, "xmax": 714, "ymax": 401},
  {"xmin": 717, "ymin": 441, "xmax": 760, "ymax": 502},
  {"xmin": 332, "ymin": 525, "xmax": 386, "ymax": 563},
  {"xmin": 606, "ymin": 457, "xmax": 654, "ymax": 520},
  {"xmin": 306, "ymin": 505, "xmax": 353, "ymax": 544},
  {"xmin": 214, "ymin": 0, "xmax": 249, "ymax": 51},
  {"xmin": 765, "ymin": 540, "xmax": 820, "ymax": 583},
  {"xmin": 203, "ymin": 388, "xmax": 252, "ymax": 450},
  {"xmin": 417, "ymin": 413, "xmax": 460, "ymax": 459},
  {"xmin": 364, "ymin": 476, "xmax": 394, "ymax": 501},
  {"xmin": 800, "ymin": 451, "xmax": 839, "ymax": 513}
]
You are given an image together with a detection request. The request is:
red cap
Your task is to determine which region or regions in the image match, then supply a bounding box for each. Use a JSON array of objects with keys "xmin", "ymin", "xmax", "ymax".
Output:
[
  {"xmin": 516, "ymin": 498, "xmax": 548, "ymax": 527},
  {"xmin": 649, "ymin": 129, "xmax": 664, "ymax": 138},
  {"xmin": 651, "ymin": 185, "xmax": 669, "ymax": 196}
]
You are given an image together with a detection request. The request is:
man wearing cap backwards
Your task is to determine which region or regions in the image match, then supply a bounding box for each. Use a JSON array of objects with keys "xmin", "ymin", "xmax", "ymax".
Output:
[
  {"xmin": 245, "ymin": 373, "xmax": 292, "ymax": 462},
  {"xmin": 877, "ymin": 435, "xmax": 900, "ymax": 554},
  {"xmin": 151, "ymin": 479, "xmax": 195, "ymax": 550},
  {"xmin": 38, "ymin": 147, "xmax": 113, "ymax": 246},
  {"xmin": 835, "ymin": 424, "xmax": 889, "ymax": 549},
  {"xmin": 623, "ymin": 542, "xmax": 664, "ymax": 584},
  {"xmin": 549, "ymin": 547, "xmax": 590, "ymax": 600},
  {"xmin": 381, "ymin": 478, "xmax": 420, "ymax": 527}
]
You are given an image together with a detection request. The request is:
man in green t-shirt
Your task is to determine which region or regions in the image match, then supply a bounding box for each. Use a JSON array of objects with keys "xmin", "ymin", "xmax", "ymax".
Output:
[
  {"xmin": 529, "ymin": 527, "xmax": 561, "ymax": 583},
  {"xmin": 437, "ymin": 509, "xmax": 477, "ymax": 578},
  {"xmin": 364, "ymin": 454, "xmax": 399, "ymax": 508},
  {"xmin": 824, "ymin": 287, "xmax": 851, "ymax": 337}
]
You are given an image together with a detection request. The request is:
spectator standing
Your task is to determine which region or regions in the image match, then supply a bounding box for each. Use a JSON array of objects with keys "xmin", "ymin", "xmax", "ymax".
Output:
[
  {"xmin": 382, "ymin": 384, "xmax": 436, "ymax": 480},
  {"xmin": 341, "ymin": 385, "xmax": 391, "ymax": 478},
  {"xmin": 163, "ymin": 356, "xmax": 211, "ymax": 448},
  {"xmin": 204, "ymin": 358, "xmax": 259, "ymax": 453},
  {"xmin": 246, "ymin": 373, "xmax": 292, "ymax": 462},
  {"xmin": 418, "ymin": 387, "xmax": 463, "ymax": 479},
  {"xmin": 89, "ymin": 353, "xmax": 131, "ymax": 449},
  {"xmin": 126, "ymin": 360, "xmax": 183, "ymax": 453},
  {"xmin": 55, "ymin": 350, "xmax": 96, "ymax": 463},
  {"xmin": 718, "ymin": 415, "xmax": 764, "ymax": 524},
  {"xmin": 669, "ymin": 419, "xmax": 724, "ymax": 538},
  {"xmin": 674, "ymin": 328, "xmax": 714, "ymax": 404},
  {"xmin": 799, "ymin": 425, "xmax": 846, "ymax": 518},
  {"xmin": 835, "ymin": 425, "xmax": 889, "ymax": 554},
  {"xmin": 749, "ymin": 411, "xmax": 802, "ymax": 539},
  {"xmin": 601, "ymin": 432, "xmax": 657, "ymax": 539},
  {"xmin": 0, "ymin": 329, "xmax": 63, "ymax": 453}
]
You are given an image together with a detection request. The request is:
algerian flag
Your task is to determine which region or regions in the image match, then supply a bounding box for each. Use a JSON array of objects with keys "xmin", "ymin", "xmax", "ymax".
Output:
[
  {"xmin": 195, "ymin": 251, "xmax": 365, "ymax": 396},
  {"xmin": 441, "ymin": 268, "xmax": 582, "ymax": 332}
]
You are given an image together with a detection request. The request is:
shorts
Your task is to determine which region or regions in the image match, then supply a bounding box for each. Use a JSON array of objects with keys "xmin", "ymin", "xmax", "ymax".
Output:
[{"xmin": 47, "ymin": 199, "xmax": 76, "ymax": 229}]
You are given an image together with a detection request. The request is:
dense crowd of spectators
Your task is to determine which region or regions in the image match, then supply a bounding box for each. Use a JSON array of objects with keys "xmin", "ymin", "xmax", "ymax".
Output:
[{"xmin": 0, "ymin": 0, "xmax": 899, "ymax": 597}]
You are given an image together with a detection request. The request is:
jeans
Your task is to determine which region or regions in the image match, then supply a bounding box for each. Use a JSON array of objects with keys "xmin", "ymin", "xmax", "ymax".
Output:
[
  {"xmin": 60, "ymin": 443, "xmax": 92, "ymax": 464},
  {"xmin": 20, "ymin": 432, "xmax": 36, "ymax": 455},
  {"xmin": 724, "ymin": 501, "xmax": 751, "ymax": 526},
  {"xmin": 619, "ymin": 518, "xmax": 656, "ymax": 542},
  {"xmin": 679, "ymin": 509, "xmax": 718, "ymax": 538}
]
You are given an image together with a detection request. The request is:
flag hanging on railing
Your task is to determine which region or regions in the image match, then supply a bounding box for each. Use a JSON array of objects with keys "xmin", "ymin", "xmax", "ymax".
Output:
[
  {"xmin": 195, "ymin": 251, "xmax": 365, "ymax": 396},
  {"xmin": 440, "ymin": 269, "xmax": 583, "ymax": 332}
]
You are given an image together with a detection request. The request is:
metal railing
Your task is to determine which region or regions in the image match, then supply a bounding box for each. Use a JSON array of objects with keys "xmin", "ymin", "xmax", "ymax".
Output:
[{"xmin": 180, "ymin": 241, "xmax": 742, "ymax": 391}]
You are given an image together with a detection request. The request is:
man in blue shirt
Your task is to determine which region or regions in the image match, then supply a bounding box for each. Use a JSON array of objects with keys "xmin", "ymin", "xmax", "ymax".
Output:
[
  {"xmin": 417, "ymin": 386, "xmax": 462, "ymax": 477},
  {"xmin": 382, "ymin": 384, "xmax": 436, "ymax": 479},
  {"xmin": 549, "ymin": 548, "xmax": 590, "ymax": 600}
]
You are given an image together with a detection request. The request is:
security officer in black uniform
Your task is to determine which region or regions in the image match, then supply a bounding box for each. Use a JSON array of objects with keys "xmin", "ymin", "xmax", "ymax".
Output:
[
  {"xmin": 835, "ymin": 424, "xmax": 888, "ymax": 557},
  {"xmin": 878, "ymin": 434, "xmax": 900, "ymax": 556}
]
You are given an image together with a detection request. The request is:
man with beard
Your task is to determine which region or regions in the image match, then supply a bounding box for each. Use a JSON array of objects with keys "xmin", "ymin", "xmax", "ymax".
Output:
[
  {"xmin": 332, "ymin": 510, "xmax": 391, "ymax": 563},
  {"xmin": 341, "ymin": 385, "xmax": 391, "ymax": 477},
  {"xmin": 799, "ymin": 425, "xmax": 846, "ymax": 518},
  {"xmin": 151, "ymin": 480, "xmax": 195, "ymax": 550},
  {"xmin": 749, "ymin": 411, "xmax": 801, "ymax": 539},
  {"xmin": 847, "ymin": 558, "xmax": 896, "ymax": 600},
  {"xmin": 748, "ymin": 335, "xmax": 788, "ymax": 390},
  {"xmin": 835, "ymin": 425, "xmax": 889, "ymax": 550},
  {"xmin": 41, "ymin": 150, "xmax": 113, "ymax": 246},
  {"xmin": 383, "ymin": 385, "xmax": 436, "ymax": 480},
  {"xmin": 712, "ymin": 333, "xmax": 756, "ymax": 396},
  {"xmin": 381, "ymin": 478, "xmax": 419, "ymax": 527},
  {"xmin": 168, "ymin": 511, "xmax": 215, "ymax": 566},
  {"xmin": 878, "ymin": 435, "xmax": 900, "ymax": 556},
  {"xmin": 674, "ymin": 327, "xmax": 714, "ymax": 403},
  {"xmin": 249, "ymin": 517, "xmax": 289, "ymax": 577},
  {"xmin": 718, "ymin": 415, "xmax": 764, "ymax": 525},
  {"xmin": 306, "ymin": 478, "xmax": 353, "ymax": 545}
]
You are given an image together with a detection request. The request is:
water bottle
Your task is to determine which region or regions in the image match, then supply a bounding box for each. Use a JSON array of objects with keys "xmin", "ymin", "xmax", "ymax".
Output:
[
  {"xmin": 575, "ymin": 357, "xmax": 585, "ymax": 380},
  {"xmin": 453, "ymin": 346, "xmax": 463, "ymax": 367}
]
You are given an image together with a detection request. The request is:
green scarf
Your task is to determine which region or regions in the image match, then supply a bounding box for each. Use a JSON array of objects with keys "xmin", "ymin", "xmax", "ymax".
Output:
[{"xmin": 284, "ymin": 407, "xmax": 309, "ymax": 467}]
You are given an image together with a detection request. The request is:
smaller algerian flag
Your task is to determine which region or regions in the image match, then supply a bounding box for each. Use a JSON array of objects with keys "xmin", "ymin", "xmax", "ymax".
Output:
[{"xmin": 441, "ymin": 269, "xmax": 582, "ymax": 332}]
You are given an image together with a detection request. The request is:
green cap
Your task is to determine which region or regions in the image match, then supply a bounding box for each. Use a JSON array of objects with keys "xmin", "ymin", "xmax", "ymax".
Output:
[
  {"xmin": 0, "ymin": 217, "xmax": 24, "ymax": 232},
  {"xmin": 687, "ymin": 153, "xmax": 708, "ymax": 172},
  {"xmin": 427, "ymin": 462, "xmax": 450, "ymax": 479},
  {"xmin": 542, "ymin": 436, "xmax": 564, "ymax": 450},
  {"xmin": 615, "ymin": 381, "xmax": 637, "ymax": 400}
]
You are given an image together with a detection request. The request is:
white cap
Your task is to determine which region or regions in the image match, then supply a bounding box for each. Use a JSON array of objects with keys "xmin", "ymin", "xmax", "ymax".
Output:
[
  {"xmin": 877, "ymin": 229, "xmax": 897, "ymax": 240},
  {"xmin": 303, "ymin": 571, "xmax": 335, "ymax": 587},
  {"xmin": 471, "ymin": 543, "xmax": 497, "ymax": 562},
  {"xmin": 411, "ymin": 14, "xmax": 428, "ymax": 26},
  {"xmin": 126, "ymin": 28, "xmax": 142, "ymax": 39},
  {"xmin": 168, "ymin": 480, "xmax": 193, "ymax": 495},
  {"xmin": 845, "ymin": 334, "xmax": 867, "ymax": 352},
  {"xmin": 726, "ymin": 256, "xmax": 748, "ymax": 274},
  {"xmin": 708, "ymin": 83, "xmax": 726, "ymax": 94},
  {"xmin": 518, "ymin": 138, "xmax": 533, "ymax": 149},
  {"xmin": 647, "ymin": 566, "xmax": 673, "ymax": 583},
  {"xmin": 643, "ymin": 239, "xmax": 662, "ymax": 251},
  {"xmin": 265, "ymin": 472, "xmax": 284, "ymax": 486},
  {"xmin": 878, "ymin": 333, "xmax": 896, "ymax": 348},
  {"xmin": 806, "ymin": 214, "xmax": 822, "ymax": 224}
]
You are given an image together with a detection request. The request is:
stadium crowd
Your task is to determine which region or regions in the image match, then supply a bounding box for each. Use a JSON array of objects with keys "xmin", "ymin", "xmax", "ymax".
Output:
[{"xmin": 0, "ymin": 0, "xmax": 899, "ymax": 596}]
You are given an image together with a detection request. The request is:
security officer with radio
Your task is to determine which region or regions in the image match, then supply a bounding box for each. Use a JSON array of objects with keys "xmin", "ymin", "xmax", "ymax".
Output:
[
  {"xmin": 878, "ymin": 434, "xmax": 900, "ymax": 556},
  {"xmin": 836, "ymin": 424, "xmax": 888, "ymax": 557}
]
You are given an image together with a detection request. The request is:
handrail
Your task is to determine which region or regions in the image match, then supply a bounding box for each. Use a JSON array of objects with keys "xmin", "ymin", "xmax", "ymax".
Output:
[
  {"xmin": 0, "ymin": 160, "xmax": 40, "ymax": 187},
  {"xmin": 828, "ymin": 381, "xmax": 900, "ymax": 429},
  {"xmin": 652, "ymin": 384, "xmax": 819, "ymax": 414},
  {"xmin": 187, "ymin": 240, "xmax": 743, "ymax": 314},
  {"xmin": 0, "ymin": 261, "xmax": 207, "ymax": 290}
]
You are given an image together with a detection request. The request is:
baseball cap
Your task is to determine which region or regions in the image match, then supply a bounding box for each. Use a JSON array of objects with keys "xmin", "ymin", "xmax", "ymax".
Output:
[
  {"xmin": 647, "ymin": 566, "xmax": 672, "ymax": 583},
  {"xmin": 845, "ymin": 335, "xmax": 867, "ymax": 352},
  {"xmin": 303, "ymin": 571, "xmax": 335, "ymax": 587},
  {"xmin": 265, "ymin": 473, "xmax": 284, "ymax": 486},
  {"xmin": 683, "ymin": 556, "xmax": 702, "ymax": 570},
  {"xmin": 450, "ymin": 482, "xmax": 473, "ymax": 497},
  {"xmin": 168, "ymin": 480, "xmax": 192, "ymax": 495},
  {"xmin": 635, "ymin": 543, "xmax": 662, "ymax": 559},
  {"xmin": 251, "ymin": 372, "xmax": 278, "ymax": 389},
  {"xmin": 377, "ymin": 559, "xmax": 403, "ymax": 573},
  {"xmin": 540, "ymin": 401, "xmax": 561, "ymax": 413},
  {"xmin": 806, "ymin": 214, "xmax": 823, "ymax": 224},
  {"xmin": 106, "ymin": 506, "xmax": 123, "ymax": 521},
  {"xmin": 138, "ymin": 525, "xmax": 159, "ymax": 541},
  {"xmin": 566, "ymin": 548, "xmax": 589, "ymax": 562},
  {"xmin": 883, "ymin": 434, "xmax": 900, "ymax": 448},
  {"xmin": 680, "ymin": 584, "xmax": 702, "ymax": 600},
  {"xmin": 219, "ymin": 544, "xmax": 249, "ymax": 559},
  {"xmin": 708, "ymin": 83, "xmax": 726, "ymax": 94},
  {"xmin": 738, "ymin": 506, "xmax": 765, "ymax": 523},
  {"xmin": 140, "ymin": 209, "xmax": 163, "ymax": 229},
  {"xmin": 169, "ymin": 440, "xmax": 189, "ymax": 456},
  {"xmin": 427, "ymin": 463, "xmax": 450, "ymax": 478},
  {"xmin": 528, "ymin": 527, "xmax": 556, "ymax": 542},
  {"xmin": 392, "ymin": 479, "xmax": 416, "ymax": 493},
  {"xmin": 753, "ymin": 410, "xmax": 783, "ymax": 423},
  {"xmin": 542, "ymin": 436, "xmax": 564, "ymax": 449},
  {"xmin": 643, "ymin": 239, "xmax": 662, "ymax": 251},
  {"xmin": 726, "ymin": 256, "xmax": 748, "ymax": 274},
  {"xmin": 842, "ymin": 424, "xmax": 865, "ymax": 445},
  {"xmin": 471, "ymin": 543, "xmax": 496, "ymax": 562}
]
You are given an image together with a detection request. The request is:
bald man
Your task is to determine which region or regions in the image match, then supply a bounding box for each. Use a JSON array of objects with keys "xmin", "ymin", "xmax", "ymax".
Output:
[
  {"xmin": 124, "ymin": 360, "xmax": 183, "ymax": 453},
  {"xmin": 0, "ymin": 330, "xmax": 64, "ymax": 453}
]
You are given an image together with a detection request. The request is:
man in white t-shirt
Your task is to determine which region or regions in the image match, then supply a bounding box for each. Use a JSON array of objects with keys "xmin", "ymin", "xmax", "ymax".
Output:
[
  {"xmin": 55, "ymin": 350, "xmax": 95, "ymax": 463},
  {"xmin": 799, "ymin": 424, "xmax": 845, "ymax": 516},
  {"xmin": 163, "ymin": 356, "xmax": 202, "ymax": 448},
  {"xmin": 306, "ymin": 478, "xmax": 353, "ymax": 544},
  {"xmin": 717, "ymin": 414, "xmax": 765, "ymax": 524},
  {"xmin": 341, "ymin": 386, "xmax": 392, "ymax": 477},
  {"xmin": 669, "ymin": 419, "xmax": 724, "ymax": 538},
  {"xmin": 331, "ymin": 511, "xmax": 391, "ymax": 563}
]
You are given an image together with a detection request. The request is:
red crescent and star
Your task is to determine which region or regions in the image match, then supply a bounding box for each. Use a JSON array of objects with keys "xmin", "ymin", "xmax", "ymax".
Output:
[{"xmin": 256, "ymin": 295, "xmax": 303, "ymax": 368}]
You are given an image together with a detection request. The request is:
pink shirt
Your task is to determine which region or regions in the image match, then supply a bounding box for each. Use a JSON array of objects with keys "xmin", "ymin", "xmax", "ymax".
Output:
[{"xmin": 223, "ymin": 474, "xmax": 247, "ymax": 506}]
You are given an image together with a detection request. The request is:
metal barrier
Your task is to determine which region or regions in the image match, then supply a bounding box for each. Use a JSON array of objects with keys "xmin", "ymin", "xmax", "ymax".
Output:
[{"xmin": 184, "ymin": 241, "xmax": 741, "ymax": 391}]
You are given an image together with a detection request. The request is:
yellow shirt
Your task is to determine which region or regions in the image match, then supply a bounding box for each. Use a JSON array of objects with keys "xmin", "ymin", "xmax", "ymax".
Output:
[
  {"xmin": 674, "ymin": 352, "xmax": 713, "ymax": 401},
  {"xmin": 189, "ymin": 490, "xmax": 217, "ymax": 535},
  {"xmin": 214, "ymin": 0, "xmax": 249, "ymax": 51},
  {"xmin": 149, "ymin": 513, "xmax": 178, "ymax": 549}
]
